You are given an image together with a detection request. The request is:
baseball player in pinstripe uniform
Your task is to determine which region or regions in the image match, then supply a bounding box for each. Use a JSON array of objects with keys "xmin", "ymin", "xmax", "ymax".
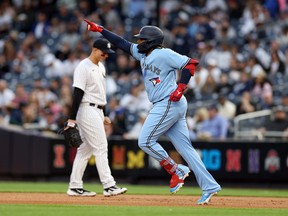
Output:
[
  {"xmin": 66, "ymin": 38, "xmax": 127, "ymax": 197},
  {"xmin": 84, "ymin": 19, "xmax": 221, "ymax": 205}
]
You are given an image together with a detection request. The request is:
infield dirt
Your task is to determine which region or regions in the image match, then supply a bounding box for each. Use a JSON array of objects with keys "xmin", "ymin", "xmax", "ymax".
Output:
[{"xmin": 0, "ymin": 193, "xmax": 287, "ymax": 208}]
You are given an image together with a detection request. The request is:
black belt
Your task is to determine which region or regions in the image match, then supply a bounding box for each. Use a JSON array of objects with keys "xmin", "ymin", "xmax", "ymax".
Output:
[{"xmin": 89, "ymin": 103, "xmax": 104, "ymax": 110}]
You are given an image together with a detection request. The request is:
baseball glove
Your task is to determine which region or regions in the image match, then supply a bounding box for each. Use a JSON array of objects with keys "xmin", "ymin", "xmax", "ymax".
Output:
[{"xmin": 59, "ymin": 121, "xmax": 83, "ymax": 148}]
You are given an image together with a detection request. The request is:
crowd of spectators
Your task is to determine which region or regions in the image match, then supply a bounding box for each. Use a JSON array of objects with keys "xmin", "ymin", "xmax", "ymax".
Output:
[{"xmin": 0, "ymin": 0, "xmax": 288, "ymax": 140}]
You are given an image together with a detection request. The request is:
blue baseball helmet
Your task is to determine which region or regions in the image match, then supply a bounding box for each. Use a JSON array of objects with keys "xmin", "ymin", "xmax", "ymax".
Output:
[{"xmin": 134, "ymin": 26, "xmax": 164, "ymax": 53}]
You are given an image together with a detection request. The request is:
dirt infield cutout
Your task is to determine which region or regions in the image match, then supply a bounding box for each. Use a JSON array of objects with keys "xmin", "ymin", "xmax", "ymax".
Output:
[{"xmin": 0, "ymin": 193, "xmax": 287, "ymax": 208}]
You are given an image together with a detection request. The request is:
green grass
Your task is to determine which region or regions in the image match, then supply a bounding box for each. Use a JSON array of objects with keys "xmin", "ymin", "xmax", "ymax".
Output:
[
  {"xmin": 0, "ymin": 181, "xmax": 287, "ymax": 197},
  {"xmin": 0, "ymin": 205, "xmax": 287, "ymax": 216},
  {"xmin": 0, "ymin": 181, "xmax": 287, "ymax": 216}
]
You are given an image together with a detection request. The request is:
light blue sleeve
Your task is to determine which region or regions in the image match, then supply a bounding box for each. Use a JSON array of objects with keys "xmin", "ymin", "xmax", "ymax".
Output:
[
  {"xmin": 165, "ymin": 49, "xmax": 190, "ymax": 70},
  {"xmin": 130, "ymin": 44, "xmax": 143, "ymax": 61}
]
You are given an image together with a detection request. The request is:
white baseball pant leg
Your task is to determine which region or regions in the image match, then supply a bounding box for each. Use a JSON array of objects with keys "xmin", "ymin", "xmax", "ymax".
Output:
[{"xmin": 69, "ymin": 105, "xmax": 116, "ymax": 189}]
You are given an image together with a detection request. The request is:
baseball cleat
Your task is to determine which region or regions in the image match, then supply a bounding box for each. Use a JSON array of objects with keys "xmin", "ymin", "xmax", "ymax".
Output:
[
  {"xmin": 197, "ymin": 191, "xmax": 218, "ymax": 205},
  {"xmin": 67, "ymin": 188, "xmax": 96, "ymax": 196},
  {"xmin": 170, "ymin": 164, "xmax": 190, "ymax": 194},
  {"xmin": 103, "ymin": 185, "xmax": 128, "ymax": 197}
]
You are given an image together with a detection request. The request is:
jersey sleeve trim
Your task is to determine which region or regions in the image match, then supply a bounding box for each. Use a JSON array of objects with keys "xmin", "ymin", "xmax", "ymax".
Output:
[{"xmin": 180, "ymin": 58, "xmax": 191, "ymax": 70}]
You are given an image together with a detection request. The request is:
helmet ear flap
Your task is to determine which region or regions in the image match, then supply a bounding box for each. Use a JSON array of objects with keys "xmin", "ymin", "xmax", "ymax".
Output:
[
  {"xmin": 137, "ymin": 37, "xmax": 164, "ymax": 53},
  {"xmin": 137, "ymin": 40, "xmax": 151, "ymax": 53}
]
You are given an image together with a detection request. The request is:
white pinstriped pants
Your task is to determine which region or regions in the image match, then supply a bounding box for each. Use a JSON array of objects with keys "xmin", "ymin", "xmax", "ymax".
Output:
[{"xmin": 69, "ymin": 104, "xmax": 116, "ymax": 189}]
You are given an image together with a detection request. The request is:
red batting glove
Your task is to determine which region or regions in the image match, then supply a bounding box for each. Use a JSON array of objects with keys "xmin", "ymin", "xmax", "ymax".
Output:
[
  {"xmin": 170, "ymin": 83, "xmax": 187, "ymax": 102},
  {"xmin": 83, "ymin": 18, "xmax": 103, "ymax": 32}
]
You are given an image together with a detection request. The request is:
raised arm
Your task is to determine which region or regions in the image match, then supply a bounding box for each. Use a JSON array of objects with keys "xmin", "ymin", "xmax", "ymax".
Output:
[{"xmin": 84, "ymin": 18, "xmax": 132, "ymax": 55}]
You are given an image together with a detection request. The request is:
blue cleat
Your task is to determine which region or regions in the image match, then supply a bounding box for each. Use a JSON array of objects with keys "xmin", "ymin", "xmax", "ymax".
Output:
[
  {"xmin": 197, "ymin": 191, "xmax": 218, "ymax": 205},
  {"xmin": 170, "ymin": 164, "xmax": 190, "ymax": 194}
]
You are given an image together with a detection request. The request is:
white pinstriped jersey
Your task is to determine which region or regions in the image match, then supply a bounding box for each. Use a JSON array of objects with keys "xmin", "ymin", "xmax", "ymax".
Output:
[
  {"xmin": 73, "ymin": 58, "xmax": 107, "ymax": 106},
  {"xmin": 69, "ymin": 57, "xmax": 117, "ymax": 189}
]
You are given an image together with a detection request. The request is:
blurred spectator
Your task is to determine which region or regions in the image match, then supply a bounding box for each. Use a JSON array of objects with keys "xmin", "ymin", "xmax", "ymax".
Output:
[
  {"xmin": 217, "ymin": 94, "xmax": 236, "ymax": 120},
  {"xmin": 123, "ymin": 111, "xmax": 147, "ymax": 140},
  {"xmin": 171, "ymin": 22, "xmax": 191, "ymax": 56},
  {"xmin": 268, "ymin": 40, "xmax": 286, "ymax": 75},
  {"xmin": 9, "ymin": 102, "xmax": 39, "ymax": 127},
  {"xmin": 0, "ymin": 79, "xmax": 15, "ymax": 110},
  {"xmin": 106, "ymin": 72, "xmax": 118, "ymax": 99},
  {"xmin": 200, "ymin": 74, "xmax": 217, "ymax": 99},
  {"xmin": 227, "ymin": 0, "xmax": 245, "ymax": 21},
  {"xmin": 57, "ymin": 0, "xmax": 77, "ymax": 11},
  {"xmin": 280, "ymin": 93, "xmax": 288, "ymax": 107},
  {"xmin": 107, "ymin": 96, "xmax": 121, "ymax": 122},
  {"xmin": 0, "ymin": 0, "xmax": 16, "ymax": 37},
  {"xmin": 215, "ymin": 15, "xmax": 236, "ymax": 42},
  {"xmin": 62, "ymin": 52, "xmax": 80, "ymax": 76},
  {"xmin": 48, "ymin": 16, "xmax": 65, "ymax": 35},
  {"xmin": 216, "ymin": 41, "xmax": 232, "ymax": 72},
  {"xmin": 113, "ymin": 53, "xmax": 131, "ymax": 75},
  {"xmin": 37, "ymin": 107, "xmax": 59, "ymax": 133},
  {"xmin": 263, "ymin": 0, "xmax": 280, "ymax": 18},
  {"xmin": 216, "ymin": 73, "xmax": 234, "ymax": 95},
  {"xmin": 244, "ymin": 38, "xmax": 270, "ymax": 72},
  {"xmin": 56, "ymin": 103, "xmax": 71, "ymax": 129},
  {"xmin": 0, "ymin": 0, "xmax": 287, "ymax": 140},
  {"xmin": 228, "ymin": 56, "xmax": 241, "ymax": 83},
  {"xmin": 59, "ymin": 85, "xmax": 72, "ymax": 107},
  {"xmin": 49, "ymin": 78, "xmax": 61, "ymax": 96},
  {"xmin": 250, "ymin": 71, "xmax": 273, "ymax": 102},
  {"xmin": 240, "ymin": 1, "xmax": 268, "ymax": 37},
  {"xmin": 236, "ymin": 91, "xmax": 256, "ymax": 116},
  {"xmin": 8, "ymin": 102, "xmax": 25, "ymax": 126},
  {"xmin": 43, "ymin": 53, "xmax": 64, "ymax": 78},
  {"xmin": 55, "ymin": 42, "xmax": 71, "ymax": 61},
  {"xmin": 193, "ymin": 12, "xmax": 215, "ymax": 43},
  {"xmin": 11, "ymin": 83, "xmax": 28, "ymax": 106},
  {"xmin": 204, "ymin": 58, "xmax": 222, "ymax": 84},
  {"xmin": 205, "ymin": 0, "xmax": 227, "ymax": 12},
  {"xmin": 15, "ymin": 0, "xmax": 37, "ymax": 33},
  {"xmin": 259, "ymin": 91, "xmax": 276, "ymax": 110},
  {"xmin": 58, "ymin": 19, "xmax": 81, "ymax": 50},
  {"xmin": 21, "ymin": 103, "xmax": 39, "ymax": 126},
  {"xmin": 187, "ymin": 107, "xmax": 209, "ymax": 140},
  {"xmin": 119, "ymin": 82, "xmax": 151, "ymax": 113},
  {"xmin": 35, "ymin": 83, "xmax": 58, "ymax": 109},
  {"xmin": 276, "ymin": 25, "xmax": 288, "ymax": 48},
  {"xmin": 111, "ymin": 107, "xmax": 128, "ymax": 136},
  {"xmin": 257, "ymin": 105, "xmax": 288, "ymax": 140},
  {"xmin": 97, "ymin": 1, "xmax": 122, "ymax": 30},
  {"xmin": 197, "ymin": 104, "xmax": 229, "ymax": 140},
  {"xmin": 0, "ymin": 54, "xmax": 10, "ymax": 78},
  {"xmin": 55, "ymin": 3, "xmax": 75, "ymax": 23},
  {"xmin": 77, "ymin": 0, "xmax": 93, "ymax": 16},
  {"xmin": 33, "ymin": 39, "xmax": 50, "ymax": 62},
  {"xmin": 268, "ymin": 50, "xmax": 286, "ymax": 75},
  {"xmin": 233, "ymin": 71, "xmax": 253, "ymax": 96},
  {"xmin": 11, "ymin": 49, "xmax": 33, "ymax": 76},
  {"xmin": 31, "ymin": 11, "xmax": 50, "ymax": 39}
]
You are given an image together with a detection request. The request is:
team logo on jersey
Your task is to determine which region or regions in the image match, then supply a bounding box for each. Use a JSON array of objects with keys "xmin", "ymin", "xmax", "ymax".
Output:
[{"xmin": 149, "ymin": 77, "xmax": 160, "ymax": 86}]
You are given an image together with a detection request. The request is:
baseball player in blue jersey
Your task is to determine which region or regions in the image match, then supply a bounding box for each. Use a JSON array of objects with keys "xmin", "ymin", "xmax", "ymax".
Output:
[{"xmin": 84, "ymin": 18, "xmax": 221, "ymax": 205}]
